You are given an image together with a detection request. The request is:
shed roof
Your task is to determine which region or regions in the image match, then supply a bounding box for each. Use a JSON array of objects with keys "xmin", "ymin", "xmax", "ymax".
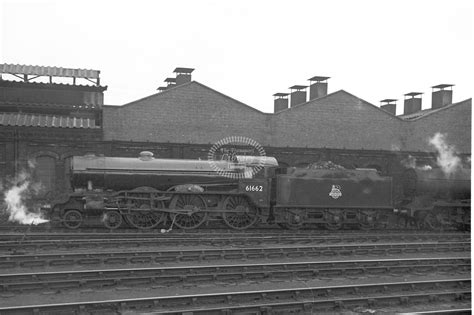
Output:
[
  {"xmin": 0, "ymin": 64, "xmax": 100, "ymax": 79},
  {"xmin": 0, "ymin": 112, "xmax": 99, "ymax": 128}
]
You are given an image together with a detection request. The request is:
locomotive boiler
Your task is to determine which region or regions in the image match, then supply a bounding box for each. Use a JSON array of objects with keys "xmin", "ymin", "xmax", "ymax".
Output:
[{"xmin": 71, "ymin": 152, "xmax": 238, "ymax": 191}]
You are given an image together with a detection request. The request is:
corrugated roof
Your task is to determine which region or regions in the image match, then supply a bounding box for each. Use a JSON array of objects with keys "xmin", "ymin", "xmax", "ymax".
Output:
[
  {"xmin": 0, "ymin": 79, "xmax": 107, "ymax": 91},
  {"xmin": 0, "ymin": 101, "xmax": 100, "ymax": 110},
  {"xmin": 0, "ymin": 64, "xmax": 100, "ymax": 79},
  {"xmin": 0, "ymin": 112, "xmax": 98, "ymax": 129}
]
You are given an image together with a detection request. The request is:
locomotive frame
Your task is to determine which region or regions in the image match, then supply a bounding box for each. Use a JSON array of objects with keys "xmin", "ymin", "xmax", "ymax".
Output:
[{"xmin": 50, "ymin": 164, "xmax": 275, "ymax": 230}]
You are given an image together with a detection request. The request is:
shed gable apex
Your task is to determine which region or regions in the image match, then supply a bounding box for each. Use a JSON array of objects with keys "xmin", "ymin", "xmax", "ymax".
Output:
[
  {"xmin": 276, "ymin": 89, "xmax": 403, "ymax": 120},
  {"xmin": 117, "ymin": 81, "xmax": 266, "ymax": 115}
]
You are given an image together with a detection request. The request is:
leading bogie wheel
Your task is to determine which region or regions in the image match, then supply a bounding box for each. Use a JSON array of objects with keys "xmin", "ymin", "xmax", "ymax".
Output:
[
  {"xmin": 170, "ymin": 195, "xmax": 207, "ymax": 229},
  {"xmin": 63, "ymin": 209, "xmax": 83, "ymax": 229},
  {"xmin": 222, "ymin": 196, "xmax": 258, "ymax": 230},
  {"xmin": 103, "ymin": 210, "xmax": 123, "ymax": 229}
]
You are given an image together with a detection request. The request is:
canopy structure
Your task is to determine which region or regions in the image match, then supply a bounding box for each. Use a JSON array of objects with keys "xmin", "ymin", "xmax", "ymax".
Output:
[{"xmin": 0, "ymin": 64, "xmax": 101, "ymax": 86}]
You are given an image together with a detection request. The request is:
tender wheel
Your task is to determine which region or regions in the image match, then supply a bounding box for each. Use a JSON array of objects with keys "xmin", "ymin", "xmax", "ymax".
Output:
[
  {"xmin": 63, "ymin": 209, "xmax": 83, "ymax": 229},
  {"xmin": 280, "ymin": 209, "xmax": 303, "ymax": 230},
  {"xmin": 324, "ymin": 209, "xmax": 343, "ymax": 230},
  {"xmin": 170, "ymin": 195, "xmax": 207, "ymax": 229},
  {"xmin": 103, "ymin": 210, "xmax": 123, "ymax": 229},
  {"xmin": 222, "ymin": 196, "xmax": 259, "ymax": 230},
  {"xmin": 125, "ymin": 201, "xmax": 166, "ymax": 230},
  {"xmin": 359, "ymin": 210, "xmax": 377, "ymax": 230}
]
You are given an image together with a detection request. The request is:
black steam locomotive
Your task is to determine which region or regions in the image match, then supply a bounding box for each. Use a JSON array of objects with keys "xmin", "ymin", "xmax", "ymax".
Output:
[{"xmin": 45, "ymin": 152, "xmax": 470, "ymax": 231}]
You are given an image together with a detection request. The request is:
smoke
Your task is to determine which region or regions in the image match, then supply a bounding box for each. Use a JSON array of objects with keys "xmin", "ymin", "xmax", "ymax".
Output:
[
  {"xmin": 417, "ymin": 165, "xmax": 432, "ymax": 171},
  {"xmin": 428, "ymin": 133, "xmax": 461, "ymax": 176},
  {"xmin": 401, "ymin": 155, "xmax": 416, "ymax": 169},
  {"xmin": 391, "ymin": 144, "xmax": 401, "ymax": 151},
  {"xmin": 2, "ymin": 168, "xmax": 49, "ymax": 225},
  {"xmin": 401, "ymin": 155, "xmax": 432, "ymax": 171}
]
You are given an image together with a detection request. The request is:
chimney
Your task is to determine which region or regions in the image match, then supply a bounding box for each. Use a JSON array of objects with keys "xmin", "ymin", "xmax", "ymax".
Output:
[
  {"xmin": 380, "ymin": 99, "xmax": 397, "ymax": 115},
  {"xmin": 157, "ymin": 86, "xmax": 168, "ymax": 92},
  {"xmin": 289, "ymin": 85, "xmax": 307, "ymax": 107},
  {"xmin": 164, "ymin": 77, "xmax": 176, "ymax": 88},
  {"xmin": 308, "ymin": 76, "xmax": 330, "ymax": 100},
  {"xmin": 403, "ymin": 92, "xmax": 423, "ymax": 115},
  {"xmin": 174, "ymin": 67, "xmax": 194, "ymax": 85},
  {"xmin": 431, "ymin": 84, "xmax": 454, "ymax": 109},
  {"xmin": 273, "ymin": 93, "xmax": 289, "ymax": 113}
]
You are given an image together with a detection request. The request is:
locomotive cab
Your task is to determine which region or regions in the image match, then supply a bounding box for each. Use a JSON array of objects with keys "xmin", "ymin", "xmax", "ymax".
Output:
[{"xmin": 400, "ymin": 167, "xmax": 471, "ymax": 230}]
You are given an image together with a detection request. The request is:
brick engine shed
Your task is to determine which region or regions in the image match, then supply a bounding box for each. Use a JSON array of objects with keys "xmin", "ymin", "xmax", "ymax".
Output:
[{"xmin": 0, "ymin": 64, "xmax": 471, "ymax": 198}]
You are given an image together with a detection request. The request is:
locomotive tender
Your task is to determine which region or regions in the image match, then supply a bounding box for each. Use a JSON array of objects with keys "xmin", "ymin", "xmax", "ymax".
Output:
[{"xmin": 47, "ymin": 152, "xmax": 470, "ymax": 230}]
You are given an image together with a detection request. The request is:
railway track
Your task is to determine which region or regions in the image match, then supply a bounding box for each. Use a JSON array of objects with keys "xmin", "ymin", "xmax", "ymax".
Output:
[
  {"xmin": 405, "ymin": 310, "xmax": 472, "ymax": 314},
  {"xmin": 0, "ymin": 232, "xmax": 469, "ymax": 252},
  {"xmin": 0, "ymin": 257, "xmax": 469, "ymax": 294},
  {"xmin": 0, "ymin": 241, "xmax": 469, "ymax": 269},
  {"xmin": 0, "ymin": 227, "xmax": 469, "ymax": 314},
  {"xmin": 1, "ymin": 227, "xmax": 468, "ymax": 237},
  {"xmin": 0, "ymin": 278, "xmax": 469, "ymax": 314},
  {"xmin": 0, "ymin": 223, "xmax": 468, "ymax": 234}
]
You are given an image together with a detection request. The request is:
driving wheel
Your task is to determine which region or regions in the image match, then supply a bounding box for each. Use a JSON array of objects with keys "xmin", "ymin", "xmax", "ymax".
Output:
[
  {"xmin": 222, "ymin": 196, "xmax": 258, "ymax": 230},
  {"xmin": 170, "ymin": 195, "xmax": 207, "ymax": 229}
]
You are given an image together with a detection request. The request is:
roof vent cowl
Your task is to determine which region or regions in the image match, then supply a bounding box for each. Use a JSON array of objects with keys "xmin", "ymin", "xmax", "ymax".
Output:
[
  {"xmin": 403, "ymin": 92, "xmax": 423, "ymax": 115},
  {"xmin": 431, "ymin": 84, "xmax": 454, "ymax": 109},
  {"xmin": 289, "ymin": 85, "xmax": 307, "ymax": 107}
]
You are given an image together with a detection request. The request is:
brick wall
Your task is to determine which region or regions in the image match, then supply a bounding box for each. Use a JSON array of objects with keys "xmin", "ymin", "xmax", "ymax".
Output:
[
  {"xmin": 272, "ymin": 91, "xmax": 404, "ymax": 151},
  {"xmin": 104, "ymin": 82, "xmax": 271, "ymax": 145},
  {"xmin": 103, "ymin": 81, "xmax": 471, "ymax": 155},
  {"xmin": 403, "ymin": 99, "xmax": 471, "ymax": 154}
]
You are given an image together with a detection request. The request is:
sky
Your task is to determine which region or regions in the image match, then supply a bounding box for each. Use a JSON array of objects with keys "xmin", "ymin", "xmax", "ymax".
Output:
[{"xmin": 0, "ymin": 0, "xmax": 472, "ymax": 115}]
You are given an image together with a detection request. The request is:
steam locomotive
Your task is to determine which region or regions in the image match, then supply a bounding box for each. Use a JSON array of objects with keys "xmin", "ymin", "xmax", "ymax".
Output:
[{"xmin": 45, "ymin": 152, "xmax": 470, "ymax": 231}]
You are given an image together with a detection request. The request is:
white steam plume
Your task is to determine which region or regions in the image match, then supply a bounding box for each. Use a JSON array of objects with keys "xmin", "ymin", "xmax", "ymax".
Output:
[
  {"xmin": 401, "ymin": 155, "xmax": 416, "ymax": 169},
  {"xmin": 401, "ymin": 155, "xmax": 432, "ymax": 171},
  {"xmin": 428, "ymin": 132, "xmax": 461, "ymax": 176},
  {"xmin": 418, "ymin": 165, "xmax": 432, "ymax": 171},
  {"xmin": 2, "ymin": 170, "xmax": 49, "ymax": 225}
]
